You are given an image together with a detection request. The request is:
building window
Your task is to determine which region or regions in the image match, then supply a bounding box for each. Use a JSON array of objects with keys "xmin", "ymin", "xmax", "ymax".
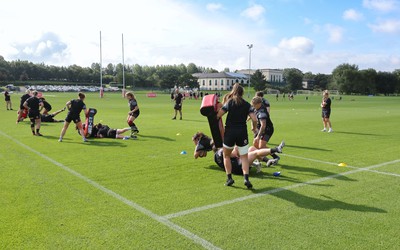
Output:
[
  {"xmin": 202, "ymin": 80, "xmax": 205, "ymax": 86},
  {"xmin": 221, "ymin": 79, "xmax": 224, "ymax": 85},
  {"xmin": 209, "ymin": 80, "xmax": 212, "ymax": 86}
]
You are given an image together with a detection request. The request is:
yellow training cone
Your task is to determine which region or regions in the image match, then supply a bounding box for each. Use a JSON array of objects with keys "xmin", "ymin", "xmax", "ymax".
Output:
[{"xmin": 338, "ymin": 162, "xmax": 347, "ymax": 167}]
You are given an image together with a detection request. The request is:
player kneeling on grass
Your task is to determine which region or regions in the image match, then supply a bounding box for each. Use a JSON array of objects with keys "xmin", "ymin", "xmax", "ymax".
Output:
[{"xmin": 192, "ymin": 132, "xmax": 285, "ymax": 175}]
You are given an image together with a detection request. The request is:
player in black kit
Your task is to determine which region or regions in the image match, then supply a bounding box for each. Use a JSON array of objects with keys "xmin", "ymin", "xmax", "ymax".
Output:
[
  {"xmin": 23, "ymin": 90, "xmax": 43, "ymax": 136},
  {"xmin": 58, "ymin": 92, "xmax": 88, "ymax": 142},
  {"xmin": 172, "ymin": 88, "xmax": 184, "ymax": 120},
  {"xmin": 125, "ymin": 92, "xmax": 140, "ymax": 139},
  {"xmin": 217, "ymin": 83, "xmax": 257, "ymax": 189}
]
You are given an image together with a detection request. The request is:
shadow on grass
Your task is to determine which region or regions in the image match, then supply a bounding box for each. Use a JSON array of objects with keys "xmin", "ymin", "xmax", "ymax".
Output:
[
  {"xmin": 136, "ymin": 134, "xmax": 175, "ymax": 141},
  {"xmin": 43, "ymin": 135, "xmax": 127, "ymax": 147},
  {"xmin": 334, "ymin": 131, "xmax": 384, "ymax": 136},
  {"xmin": 271, "ymin": 190, "xmax": 387, "ymax": 213},
  {"xmin": 280, "ymin": 164, "xmax": 357, "ymax": 182},
  {"xmin": 281, "ymin": 144, "xmax": 332, "ymax": 152}
]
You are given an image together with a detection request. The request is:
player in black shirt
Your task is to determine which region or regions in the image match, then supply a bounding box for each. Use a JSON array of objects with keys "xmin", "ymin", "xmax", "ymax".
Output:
[
  {"xmin": 172, "ymin": 88, "xmax": 184, "ymax": 120},
  {"xmin": 59, "ymin": 92, "xmax": 88, "ymax": 142},
  {"xmin": 39, "ymin": 97, "xmax": 52, "ymax": 115},
  {"xmin": 125, "ymin": 92, "xmax": 140, "ymax": 139},
  {"xmin": 23, "ymin": 90, "xmax": 43, "ymax": 136},
  {"xmin": 321, "ymin": 90, "xmax": 333, "ymax": 133},
  {"xmin": 217, "ymin": 83, "xmax": 257, "ymax": 189},
  {"xmin": 4, "ymin": 90, "xmax": 12, "ymax": 110}
]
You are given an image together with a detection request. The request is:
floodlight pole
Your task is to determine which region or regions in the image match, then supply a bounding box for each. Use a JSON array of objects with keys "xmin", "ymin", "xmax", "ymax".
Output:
[
  {"xmin": 247, "ymin": 44, "xmax": 253, "ymax": 98},
  {"xmin": 122, "ymin": 33, "xmax": 125, "ymax": 98}
]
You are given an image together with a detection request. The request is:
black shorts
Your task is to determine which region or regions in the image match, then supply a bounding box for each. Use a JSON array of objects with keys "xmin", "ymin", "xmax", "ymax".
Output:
[
  {"xmin": 28, "ymin": 110, "xmax": 41, "ymax": 120},
  {"xmin": 131, "ymin": 110, "xmax": 140, "ymax": 118},
  {"xmin": 223, "ymin": 126, "xmax": 249, "ymax": 148},
  {"xmin": 65, "ymin": 114, "xmax": 81, "ymax": 123},
  {"xmin": 107, "ymin": 129, "xmax": 117, "ymax": 138},
  {"xmin": 254, "ymin": 127, "xmax": 274, "ymax": 142},
  {"xmin": 322, "ymin": 110, "xmax": 331, "ymax": 118},
  {"xmin": 174, "ymin": 104, "xmax": 182, "ymax": 110}
]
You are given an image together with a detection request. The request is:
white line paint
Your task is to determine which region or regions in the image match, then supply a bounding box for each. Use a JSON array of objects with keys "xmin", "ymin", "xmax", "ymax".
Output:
[
  {"xmin": 0, "ymin": 131, "xmax": 221, "ymax": 250},
  {"xmin": 164, "ymin": 158, "xmax": 400, "ymax": 219}
]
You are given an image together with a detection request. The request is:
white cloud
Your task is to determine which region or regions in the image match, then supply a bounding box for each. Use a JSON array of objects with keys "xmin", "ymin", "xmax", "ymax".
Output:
[
  {"xmin": 206, "ymin": 3, "xmax": 223, "ymax": 12},
  {"xmin": 325, "ymin": 24, "xmax": 344, "ymax": 43},
  {"xmin": 368, "ymin": 19, "xmax": 400, "ymax": 33},
  {"xmin": 240, "ymin": 4, "xmax": 265, "ymax": 21},
  {"xmin": 362, "ymin": 0, "xmax": 399, "ymax": 12},
  {"xmin": 343, "ymin": 9, "xmax": 364, "ymax": 21},
  {"xmin": 278, "ymin": 37, "xmax": 314, "ymax": 55}
]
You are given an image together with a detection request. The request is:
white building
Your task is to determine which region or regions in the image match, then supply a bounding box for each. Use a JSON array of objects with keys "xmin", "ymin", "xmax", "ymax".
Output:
[
  {"xmin": 193, "ymin": 72, "xmax": 249, "ymax": 91},
  {"xmin": 236, "ymin": 68, "xmax": 284, "ymax": 85}
]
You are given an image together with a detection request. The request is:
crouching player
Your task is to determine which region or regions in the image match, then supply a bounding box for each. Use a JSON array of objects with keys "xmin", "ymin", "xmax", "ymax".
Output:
[{"xmin": 192, "ymin": 132, "xmax": 285, "ymax": 175}]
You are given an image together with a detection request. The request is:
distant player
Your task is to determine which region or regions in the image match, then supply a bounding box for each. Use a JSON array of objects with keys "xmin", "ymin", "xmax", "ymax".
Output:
[
  {"xmin": 125, "ymin": 92, "xmax": 140, "ymax": 139},
  {"xmin": 4, "ymin": 90, "xmax": 12, "ymax": 110},
  {"xmin": 172, "ymin": 88, "xmax": 184, "ymax": 120}
]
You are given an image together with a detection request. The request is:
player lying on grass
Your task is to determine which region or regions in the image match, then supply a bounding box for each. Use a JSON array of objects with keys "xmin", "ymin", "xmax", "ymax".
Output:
[
  {"xmin": 40, "ymin": 107, "xmax": 66, "ymax": 122},
  {"xmin": 192, "ymin": 132, "xmax": 285, "ymax": 175},
  {"xmin": 80, "ymin": 123, "xmax": 132, "ymax": 139}
]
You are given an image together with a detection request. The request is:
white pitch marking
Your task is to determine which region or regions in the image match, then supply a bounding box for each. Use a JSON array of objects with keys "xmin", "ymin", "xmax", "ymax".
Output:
[
  {"xmin": 0, "ymin": 131, "xmax": 221, "ymax": 250},
  {"xmin": 164, "ymin": 157, "xmax": 400, "ymax": 219}
]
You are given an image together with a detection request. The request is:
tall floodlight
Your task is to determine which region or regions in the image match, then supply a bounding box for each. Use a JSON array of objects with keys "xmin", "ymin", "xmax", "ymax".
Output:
[
  {"xmin": 99, "ymin": 31, "xmax": 103, "ymax": 98},
  {"xmin": 122, "ymin": 33, "xmax": 125, "ymax": 97},
  {"xmin": 247, "ymin": 44, "xmax": 253, "ymax": 98}
]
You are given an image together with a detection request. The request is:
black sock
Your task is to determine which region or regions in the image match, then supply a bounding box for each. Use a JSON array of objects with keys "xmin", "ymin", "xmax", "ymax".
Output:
[
  {"xmin": 244, "ymin": 174, "xmax": 249, "ymax": 181},
  {"xmin": 227, "ymin": 174, "xmax": 232, "ymax": 180},
  {"xmin": 271, "ymin": 148, "xmax": 278, "ymax": 154},
  {"xmin": 36, "ymin": 129, "xmax": 40, "ymax": 133},
  {"xmin": 272, "ymin": 153, "xmax": 279, "ymax": 159}
]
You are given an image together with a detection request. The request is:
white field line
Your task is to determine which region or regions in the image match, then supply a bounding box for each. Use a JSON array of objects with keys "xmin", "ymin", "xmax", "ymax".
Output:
[
  {"xmin": 163, "ymin": 156, "xmax": 400, "ymax": 219},
  {"xmin": 0, "ymin": 131, "xmax": 221, "ymax": 250}
]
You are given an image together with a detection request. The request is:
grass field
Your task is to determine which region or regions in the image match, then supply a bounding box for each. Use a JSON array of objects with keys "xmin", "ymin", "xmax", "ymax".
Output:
[{"xmin": 1, "ymin": 91, "xmax": 399, "ymax": 249}]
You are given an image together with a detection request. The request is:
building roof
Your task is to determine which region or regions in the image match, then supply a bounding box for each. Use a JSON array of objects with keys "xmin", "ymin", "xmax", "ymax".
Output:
[{"xmin": 193, "ymin": 72, "xmax": 248, "ymax": 79}]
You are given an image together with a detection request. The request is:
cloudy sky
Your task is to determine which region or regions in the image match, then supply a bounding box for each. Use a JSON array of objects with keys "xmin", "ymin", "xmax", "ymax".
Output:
[{"xmin": 1, "ymin": 0, "xmax": 400, "ymax": 74}]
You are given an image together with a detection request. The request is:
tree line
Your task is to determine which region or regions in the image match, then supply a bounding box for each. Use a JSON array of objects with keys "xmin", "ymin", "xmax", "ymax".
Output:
[
  {"xmin": 251, "ymin": 64, "xmax": 400, "ymax": 95},
  {"xmin": 1, "ymin": 55, "xmax": 399, "ymax": 94}
]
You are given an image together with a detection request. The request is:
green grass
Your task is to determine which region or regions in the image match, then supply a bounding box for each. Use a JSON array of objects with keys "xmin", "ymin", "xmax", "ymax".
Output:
[{"xmin": 1, "ymin": 92, "xmax": 399, "ymax": 249}]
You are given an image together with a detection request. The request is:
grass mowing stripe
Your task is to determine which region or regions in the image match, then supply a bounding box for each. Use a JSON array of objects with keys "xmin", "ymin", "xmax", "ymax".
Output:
[
  {"xmin": 0, "ymin": 130, "xmax": 221, "ymax": 250},
  {"xmin": 164, "ymin": 157, "xmax": 400, "ymax": 219}
]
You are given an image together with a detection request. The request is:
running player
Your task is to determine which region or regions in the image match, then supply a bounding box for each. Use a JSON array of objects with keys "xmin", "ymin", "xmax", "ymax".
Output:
[
  {"xmin": 23, "ymin": 90, "xmax": 43, "ymax": 136},
  {"xmin": 58, "ymin": 92, "xmax": 88, "ymax": 142},
  {"xmin": 125, "ymin": 92, "xmax": 140, "ymax": 139}
]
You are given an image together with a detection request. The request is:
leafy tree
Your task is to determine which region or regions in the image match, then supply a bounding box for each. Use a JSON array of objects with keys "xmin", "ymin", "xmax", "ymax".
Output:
[
  {"xmin": 251, "ymin": 70, "xmax": 267, "ymax": 91},
  {"xmin": 283, "ymin": 68, "xmax": 303, "ymax": 90},
  {"xmin": 332, "ymin": 64, "xmax": 359, "ymax": 94}
]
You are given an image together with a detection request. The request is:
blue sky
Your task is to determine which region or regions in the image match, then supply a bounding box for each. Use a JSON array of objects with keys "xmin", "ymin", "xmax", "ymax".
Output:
[{"xmin": 1, "ymin": 0, "xmax": 399, "ymax": 74}]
